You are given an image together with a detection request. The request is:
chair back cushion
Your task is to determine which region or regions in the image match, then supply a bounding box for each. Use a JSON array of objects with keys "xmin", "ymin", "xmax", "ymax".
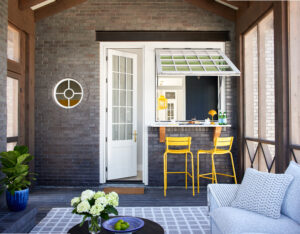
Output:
[
  {"xmin": 231, "ymin": 168, "xmax": 293, "ymax": 219},
  {"xmin": 282, "ymin": 161, "xmax": 300, "ymax": 224}
]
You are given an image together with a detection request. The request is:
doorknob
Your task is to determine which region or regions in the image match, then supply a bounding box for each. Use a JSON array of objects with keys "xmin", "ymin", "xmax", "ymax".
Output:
[{"xmin": 133, "ymin": 130, "xmax": 137, "ymax": 142}]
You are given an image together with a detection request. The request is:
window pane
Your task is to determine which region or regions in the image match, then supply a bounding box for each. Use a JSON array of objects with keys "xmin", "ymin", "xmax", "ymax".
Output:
[
  {"xmin": 258, "ymin": 12, "xmax": 275, "ymax": 142},
  {"xmin": 7, "ymin": 77, "xmax": 19, "ymax": 138},
  {"xmin": 7, "ymin": 142, "xmax": 17, "ymax": 151},
  {"xmin": 244, "ymin": 11, "xmax": 275, "ymax": 172},
  {"xmin": 289, "ymin": 2, "xmax": 300, "ymax": 145},
  {"xmin": 244, "ymin": 26, "xmax": 259, "ymax": 138},
  {"xmin": 7, "ymin": 25, "xmax": 20, "ymax": 62}
]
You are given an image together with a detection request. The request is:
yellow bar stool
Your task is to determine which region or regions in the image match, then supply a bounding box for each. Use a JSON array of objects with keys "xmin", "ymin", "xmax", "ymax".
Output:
[
  {"xmin": 196, "ymin": 137, "xmax": 237, "ymax": 193},
  {"xmin": 163, "ymin": 137, "xmax": 195, "ymax": 197}
]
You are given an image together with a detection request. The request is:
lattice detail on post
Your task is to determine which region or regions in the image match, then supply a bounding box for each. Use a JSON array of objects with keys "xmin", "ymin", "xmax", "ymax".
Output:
[
  {"xmin": 244, "ymin": 138, "xmax": 275, "ymax": 172},
  {"xmin": 290, "ymin": 146, "xmax": 299, "ymax": 163}
]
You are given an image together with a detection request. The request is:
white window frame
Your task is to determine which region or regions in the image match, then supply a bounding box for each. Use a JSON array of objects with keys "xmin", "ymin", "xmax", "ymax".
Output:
[
  {"xmin": 53, "ymin": 78, "xmax": 84, "ymax": 109},
  {"xmin": 156, "ymin": 49, "xmax": 240, "ymax": 76}
]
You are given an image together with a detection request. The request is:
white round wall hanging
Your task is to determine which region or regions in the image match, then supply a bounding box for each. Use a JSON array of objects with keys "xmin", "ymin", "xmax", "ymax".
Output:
[{"xmin": 53, "ymin": 78, "xmax": 83, "ymax": 109}]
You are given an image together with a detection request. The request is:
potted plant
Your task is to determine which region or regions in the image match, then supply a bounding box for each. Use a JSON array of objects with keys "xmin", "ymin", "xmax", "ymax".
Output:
[
  {"xmin": 0, "ymin": 145, "xmax": 35, "ymax": 211},
  {"xmin": 71, "ymin": 190, "xmax": 119, "ymax": 234}
]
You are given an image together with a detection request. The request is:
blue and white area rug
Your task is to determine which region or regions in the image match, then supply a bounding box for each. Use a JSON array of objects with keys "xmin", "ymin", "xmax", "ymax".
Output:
[{"xmin": 30, "ymin": 207, "xmax": 210, "ymax": 234}]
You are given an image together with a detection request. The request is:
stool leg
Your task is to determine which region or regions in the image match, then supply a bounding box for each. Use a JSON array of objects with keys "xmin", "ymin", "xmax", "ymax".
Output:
[
  {"xmin": 211, "ymin": 154, "xmax": 214, "ymax": 184},
  {"xmin": 190, "ymin": 152, "xmax": 195, "ymax": 196},
  {"xmin": 229, "ymin": 152, "xmax": 237, "ymax": 184},
  {"xmin": 212, "ymin": 154, "xmax": 218, "ymax": 184},
  {"xmin": 165, "ymin": 155, "xmax": 168, "ymax": 190},
  {"xmin": 185, "ymin": 153, "xmax": 188, "ymax": 190},
  {"xmin": 164, "ymin": 153, "xmax": 167, "ymax": 197},
  {"xmin": 197, "ymin": 152, "xmax": 200, "ymax": 194}
]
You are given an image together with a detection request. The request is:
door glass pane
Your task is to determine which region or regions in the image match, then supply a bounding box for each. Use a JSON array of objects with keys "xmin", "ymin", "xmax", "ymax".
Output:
[
  {"xmin": 112, "ymin": 90, "xmax": 119, "ymax": 106},
  {"xmin": 120, "ymin": 107, "xmax": 126, "ymax": 123},
  {"xmin": 120, "ymin": 57, "xmax": 126, "ymax": 73},
  {"xmin": 112, "ymin": 73, "xmax": 119, "ymax": 89},
  {"xmin": 112, "ymin": 124, "xmax": 119, "ymax": 140},
  {"xmin": 120, "ymin": 91, "xmax": 126, "ymax": 106},
  {"xmin": 127, "ymin": 91, "xmax": 133, "ymax": 106},
  {"xmin": 112, "ymin": 107, "xmax": 119, "ymax": 123},
  {"xmin": 112, "ymin": 56, "xmax": 119, "ymax": 72},
  {"xmin": 127, "ymin": 58, "xmax": 133, "ymax": 74},
  {"xmin": 126, "ymin": 124, "xmax": 133, "ymax": 140},
  {"xmin": 119, "ymin": 124, "xmax": 126, "ymax": 140},
  {"xmin": 127, "ymin": 75, "xmax": 132, "ymax": 90},
  {"xmin": 120, "ymin": 74, "xmax": 126, "ymax": 89},
  {"xmin": 7, "ymin": 26, "xmax": 20, "ymax": 62},
  {"xmin": 7, "ymin": 77, "xmax": 19, "ymax": 138},
  {"xmin": 126, "ymin": 108, "xmax": 133, "ymax": 123}
]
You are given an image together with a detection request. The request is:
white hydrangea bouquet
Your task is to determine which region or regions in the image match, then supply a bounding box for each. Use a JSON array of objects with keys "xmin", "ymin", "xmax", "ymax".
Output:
[{"xmin": 71, "ymin": 190, "xmax": 119, "ymax": 234}]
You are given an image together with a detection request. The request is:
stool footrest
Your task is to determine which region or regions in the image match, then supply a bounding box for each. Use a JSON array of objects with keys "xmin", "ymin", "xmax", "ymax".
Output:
[
  {"xmin": 167, "ymin": 172, "xmax": 186, "ymax": 174},
  {"xmin": 166, "ymin": 172, "xmax": 193, "ymax": 178},
  {"xmin": 215, "ymin": 173, "xmax": 235, "ymax": 177},
  {"xmin": 198, "ymin": 175, "xmax": 214, "ymax": 180}
]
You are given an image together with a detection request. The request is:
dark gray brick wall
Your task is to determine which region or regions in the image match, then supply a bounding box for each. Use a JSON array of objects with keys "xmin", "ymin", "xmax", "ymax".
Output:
[
  {"xmin": 35, "ymin": 0, "xmax": 236, "ymax": 186},
  {"xmin": 0, "ymin": 0, "xmax": 7, "ymax": 206}
]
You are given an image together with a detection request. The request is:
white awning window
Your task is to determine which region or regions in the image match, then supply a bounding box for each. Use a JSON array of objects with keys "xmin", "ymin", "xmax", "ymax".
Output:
[{"xmin": 156, "ymin": 49, "xmax": 240, "ymax": 76}]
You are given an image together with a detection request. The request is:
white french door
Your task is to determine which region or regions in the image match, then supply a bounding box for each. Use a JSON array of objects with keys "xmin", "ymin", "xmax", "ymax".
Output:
[{"xmin": 107, "ymin": 49, "xmax": 138, "ymax": 180}]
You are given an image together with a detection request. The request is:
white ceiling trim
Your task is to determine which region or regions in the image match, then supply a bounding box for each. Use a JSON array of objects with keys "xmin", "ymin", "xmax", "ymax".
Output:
[
  {"xmin": 215, "ymin": 0, "xmax": 238, "ymax": 10},
  {"xmin": 31, "ymin": 0, "xmax": 56, "ymax": 10}
]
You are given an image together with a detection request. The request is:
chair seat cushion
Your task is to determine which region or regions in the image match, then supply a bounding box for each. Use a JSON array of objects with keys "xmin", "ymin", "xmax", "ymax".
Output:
[
  {"xmin": 231, "ymin": 168, "xmax": 293, "ymax": 218},
  {"xmin": 282, "ymin": 161, "xmax": 300, "ymax": 224},
  {"xmin": 211, "ymin": 207, "xmax": 300, "ymax": 234}
]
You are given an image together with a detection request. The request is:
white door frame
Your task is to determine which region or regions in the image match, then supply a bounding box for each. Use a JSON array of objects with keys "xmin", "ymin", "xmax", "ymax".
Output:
[
  {"xmin": 99, "ymin": 42, "xmax": 226, "ymax": 185},
  {"xmin": 100, "ymin": 43, "xmax": 148, "ymax": 185}
]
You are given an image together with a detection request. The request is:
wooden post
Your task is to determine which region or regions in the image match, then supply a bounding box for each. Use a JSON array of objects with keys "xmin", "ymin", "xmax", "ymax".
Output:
[
  {"xmin": 236, "ymin": 34, "xmax": 245, "ymax": 182},
  {"xmin": 159, "ymin": 127, "xmax": 166, "ymax": 143},
  {"xmin": 213, "ymin": 127, "xmax": 222, "ymax": 144},
  {"xmin": 273, "ymin": 1, "xmax": 290, "ymax": 173}
]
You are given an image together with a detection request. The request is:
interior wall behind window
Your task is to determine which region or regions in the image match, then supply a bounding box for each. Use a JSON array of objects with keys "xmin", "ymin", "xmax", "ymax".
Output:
[
  {"xmin": 289, "ymin": 2, "xmax": 300, "ymax": 162},
  {"xmin": 244, "ymin": 11, "xmax": 275, "ymax": 172},
  {"xmin": 6, "ymin": 77, "xmax": 19, "ymax": 151},
  {"xmin": 7, "ymin": 25, "xmax": 20, "ymax": 62}
]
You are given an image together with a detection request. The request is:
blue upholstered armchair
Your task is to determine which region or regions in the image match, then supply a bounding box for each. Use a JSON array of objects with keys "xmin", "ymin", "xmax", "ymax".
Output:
[{"xmin": 207, "ymin": 162, "xmax": 300, "ymax": 234}]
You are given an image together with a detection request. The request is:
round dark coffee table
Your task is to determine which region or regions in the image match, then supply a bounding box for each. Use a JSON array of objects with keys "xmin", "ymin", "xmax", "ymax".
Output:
[{"xmin": 68, "ymin": 217, "xmax": 164, "ymax": 234}]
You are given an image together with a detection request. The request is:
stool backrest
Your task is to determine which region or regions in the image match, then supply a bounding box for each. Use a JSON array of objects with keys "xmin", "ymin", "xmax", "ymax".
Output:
[
  {"xmin": 214, "ymin": 137, "xmax": 233, "ymax": 151},
  {"xmin": 166, "ymin": 137, "xmax": 192, "ymax": 151}
]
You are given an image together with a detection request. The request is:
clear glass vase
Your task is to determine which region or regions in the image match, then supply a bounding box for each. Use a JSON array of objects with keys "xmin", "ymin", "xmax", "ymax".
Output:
[{"xmin": 88, "ymin": 216, "xmax": 101, "ymax": 234}]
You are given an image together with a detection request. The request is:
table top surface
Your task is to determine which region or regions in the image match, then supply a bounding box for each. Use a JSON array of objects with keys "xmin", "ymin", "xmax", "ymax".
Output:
[{"xmin": 68, "ymin": 217, "xmax": 164, "ymax": 234}]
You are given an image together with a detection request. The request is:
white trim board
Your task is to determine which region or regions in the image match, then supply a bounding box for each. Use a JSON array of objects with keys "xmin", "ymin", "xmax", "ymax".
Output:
[{"xmin": 99, "ymin": 42, "xmax": 225, "ymax": 185}]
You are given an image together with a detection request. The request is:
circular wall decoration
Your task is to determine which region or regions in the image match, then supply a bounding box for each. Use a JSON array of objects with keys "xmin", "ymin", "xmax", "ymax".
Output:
[{"xmin": 53, "ymin": 78, "xmax": 83, "ymax": 109}]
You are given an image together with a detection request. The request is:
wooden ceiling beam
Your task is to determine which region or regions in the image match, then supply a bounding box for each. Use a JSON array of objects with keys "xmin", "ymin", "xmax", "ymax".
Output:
[
  {"xmin": 185, "ymin": 0, "xmax": 236, "ymax": 21},
  {"xmin": 19, "ymin": 0, "xmax": 47, "ymax": 10},
  {"xmin": 34, "ymin": 0, "xmax": 88, "ymax": 22}
]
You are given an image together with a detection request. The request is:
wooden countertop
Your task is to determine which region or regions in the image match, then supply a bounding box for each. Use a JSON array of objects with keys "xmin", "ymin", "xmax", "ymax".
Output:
[{"xmin": 149, "ymin": 123, "xmax": 231, "ymax": 127}]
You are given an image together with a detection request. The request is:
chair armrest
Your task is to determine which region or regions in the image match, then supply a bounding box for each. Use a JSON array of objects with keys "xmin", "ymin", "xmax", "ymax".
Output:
[{"xmin": 207, "ymin": 184, "xmax": 240, "ymax": 213}]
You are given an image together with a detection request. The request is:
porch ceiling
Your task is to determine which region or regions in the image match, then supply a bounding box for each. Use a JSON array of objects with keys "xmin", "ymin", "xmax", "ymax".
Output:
[{"xmin": 18, "ymin": 0, "xmax": 250, "ymax": 22}]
